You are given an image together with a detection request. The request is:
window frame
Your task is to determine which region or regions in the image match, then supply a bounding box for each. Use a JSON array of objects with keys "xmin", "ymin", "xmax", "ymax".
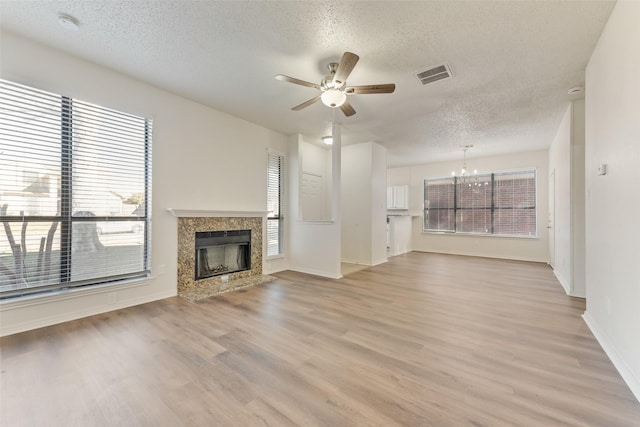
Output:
[
  {"xmin": 266, "ymin": 150, "xmax": 284, "ymax": 258},
  {"xmin": 0, "ymin": 79, "xmax": 152, "ymax": 299},
  {"xmin": 423, "ymin": 168, "xmax": 537, "ymax": 238}
]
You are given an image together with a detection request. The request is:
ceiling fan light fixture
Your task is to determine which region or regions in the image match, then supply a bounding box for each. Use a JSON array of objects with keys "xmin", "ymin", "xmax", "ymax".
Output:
[
  {"xmin": 276, "ymin": 51, "xmax": 393, "ymax": 116},
  {"xmin": 321, "ymin": 89, "xmax": 346, "ymax": 108}
]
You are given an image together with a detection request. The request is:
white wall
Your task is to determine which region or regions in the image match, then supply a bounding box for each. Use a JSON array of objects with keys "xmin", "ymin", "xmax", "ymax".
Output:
[
  {"xmin": 571, "ymin": 100, "xmax": 586, "ymax": 298},
  {"xmin": 341, "ymin": 144, "xmax": 372, "ymax": 264},
  {"xmin": 341, "ymin": 142, "xmax": 387, "ymax": 266},
  {"xmin": 287, "ymin": 134, "xmax": 342, "ymax": 278},
  {"xmin": 0, "ymin": 32, "xmax": 289, "ymax": 335},
  {"xmin": 391, "ymin": 150, "xmax": 549, "ymax": 262},
  {"xmin": 583, "ymin": 1, "xmax": 640, "ymax": 402},
  {"xmin": 370, "ymin": 143, "xmax": 388, "ymax": 265},
  {"xmin": 548, "ymin": 105, "xmax": 572, "ymax": 290},
  {"xmin": 299, "ymin": 140, "xmax": 332, "ymax": 220},
  {"xmin": 387, "ymin": 167, "xmax": 412, "ymax": 188},
  {"xmin": 548, "ymin": 100, "xmax": 586, "ymax": 297}
]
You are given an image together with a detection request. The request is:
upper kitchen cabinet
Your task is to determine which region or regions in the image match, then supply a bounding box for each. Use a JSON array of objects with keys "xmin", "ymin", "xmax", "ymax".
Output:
[{"xmin": 387, "ymin": 185, "xmax": 409, "ymax": 210}]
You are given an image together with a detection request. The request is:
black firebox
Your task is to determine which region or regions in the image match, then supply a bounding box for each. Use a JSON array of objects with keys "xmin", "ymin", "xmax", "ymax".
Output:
[{"xmin": 194, "ymin": 230, "xmax": 251, "ymax": 280}]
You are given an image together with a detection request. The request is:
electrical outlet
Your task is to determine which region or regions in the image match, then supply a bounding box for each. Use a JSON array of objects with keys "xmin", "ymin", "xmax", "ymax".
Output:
[{"xmin": 221, "ymin": 275, "xmax": 229, "ymax": 283}]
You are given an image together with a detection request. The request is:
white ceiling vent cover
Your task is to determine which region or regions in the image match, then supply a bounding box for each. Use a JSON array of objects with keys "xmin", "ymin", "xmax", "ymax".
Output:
[{"xmin": 415, "ymin": 63, "xmax": 452, "ymax": 86}]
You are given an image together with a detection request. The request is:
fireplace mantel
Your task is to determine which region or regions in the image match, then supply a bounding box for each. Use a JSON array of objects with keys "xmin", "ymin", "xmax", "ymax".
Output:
[{"xmin": 166, "ymin": 208, "xmax": 268, "ymax": 218}]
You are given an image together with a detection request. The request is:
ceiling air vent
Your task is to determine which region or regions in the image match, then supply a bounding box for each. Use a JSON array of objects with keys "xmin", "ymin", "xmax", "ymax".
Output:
[{"xmin": 415, "ymin": 63, "xmax": 452, "ymax": 86}]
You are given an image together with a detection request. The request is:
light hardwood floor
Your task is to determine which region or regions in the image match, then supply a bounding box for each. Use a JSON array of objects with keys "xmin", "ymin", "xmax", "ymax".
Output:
[
  {"xmin": 1, "ymin": 252, "xmax": 639, "ymax": 426},
  {"xmin": 341, "ymin": 262, "xmax": 368, "ymax": 276}
]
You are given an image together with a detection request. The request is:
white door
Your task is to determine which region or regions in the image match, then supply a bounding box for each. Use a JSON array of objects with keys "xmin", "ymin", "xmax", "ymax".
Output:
[
  {"xmin": 548, "ymin": 170, "xmax": 555, "ymax": 268},
  {"xmin": 301, "ymin": 172, "xmax": 323, "ymax": 220}
]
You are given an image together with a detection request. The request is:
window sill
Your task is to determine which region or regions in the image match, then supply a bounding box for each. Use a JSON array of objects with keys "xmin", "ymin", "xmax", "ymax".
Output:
[
  {"xmin": 266, "ymin": 254, "xmax": 286, "ymax": 261},
  {"xmin": 298, "ymin": 220, "xmax": 334, "ymax": 225},
  {"xmin": 421, "ymin": 231, "xmax": 538, "ymax": 239},
  {"xmin": 0, "ymin": 276, "xmax": 152, "ymax": 309}
]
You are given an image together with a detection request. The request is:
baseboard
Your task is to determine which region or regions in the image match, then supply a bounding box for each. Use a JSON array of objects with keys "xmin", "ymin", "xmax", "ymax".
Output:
[
  {"xmin": 290, "ymin": 266, "xmax": 342, "ymax": 280},
  {"xmin": 263, "ymin": 256, "xmax": 289, "ymax": 275},
  {"xmin": 371, "ymin": 257, "xmax": 388, "ymax": 266},
  {"xmin": 340, "ymin": 258, "xmax": 388, "ymax": 267},
  {"xmin": 0, "ymin": 288, "xmax": 176, "ymax": 337},
  {"xmin": 570, "ymin": 289, "xmax": 586, "ymax": 298},
  {"xmin": 412, "ymin": 249, "xmax": 547, "ymax": 264},
  {"xmin": 550, "ymin": 266, "xmax": 586, "ymax": 298},
  {"xmin": 552, "ymin": 268, "xmax": 571, "ymax": 295},
  {"xmin": 583, "ymin": 311, "xmax": 640, "ymax": 403}
]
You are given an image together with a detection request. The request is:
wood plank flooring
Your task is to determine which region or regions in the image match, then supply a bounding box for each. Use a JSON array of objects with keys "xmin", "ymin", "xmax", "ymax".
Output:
[{"xmin": 1, "ymin": 252, "xmax": 639, "ymax": 426}]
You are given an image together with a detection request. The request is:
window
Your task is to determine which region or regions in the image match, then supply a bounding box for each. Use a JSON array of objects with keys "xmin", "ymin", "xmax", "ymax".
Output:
[
  {"xmin": 266, "ymin": 152, "xmax": 284, "ymax": 257},
  {"xmin": 424, "ymin": 170, "xmax": 536, "ymax": 236},
  {"xmin": 423, "ymin": 177, "xmax": 456, "ymax": 232},
  {"xmin": 0, "ymin": 79, "xmax": 152, "ymax": 298}
]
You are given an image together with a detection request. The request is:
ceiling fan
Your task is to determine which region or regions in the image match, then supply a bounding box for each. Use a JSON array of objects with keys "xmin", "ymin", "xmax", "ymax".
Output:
[{"xmin": 275, "ymin": 52, "xmax": 395, "ymax": 117}]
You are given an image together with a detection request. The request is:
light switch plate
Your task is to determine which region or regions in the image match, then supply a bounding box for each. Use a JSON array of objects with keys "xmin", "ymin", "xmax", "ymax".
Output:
[{"xmin": 597, "ymin": 164, "xmax": 607, "ymax": 175}]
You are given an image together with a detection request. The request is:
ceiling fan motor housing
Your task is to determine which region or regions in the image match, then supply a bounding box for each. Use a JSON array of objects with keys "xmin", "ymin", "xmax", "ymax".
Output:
[{"xmin": 321, "ymin": 63, "xmax": 344, "ymax": 91}]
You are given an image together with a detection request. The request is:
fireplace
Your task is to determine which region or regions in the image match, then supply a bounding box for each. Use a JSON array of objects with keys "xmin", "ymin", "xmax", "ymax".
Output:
[
  {"xmin": 174, "ymin": 213, "xmax": 270, "ymax": 302},
  {"xmin": 195, "ymin": 230, "xmax": 251, "ymax": 280}
]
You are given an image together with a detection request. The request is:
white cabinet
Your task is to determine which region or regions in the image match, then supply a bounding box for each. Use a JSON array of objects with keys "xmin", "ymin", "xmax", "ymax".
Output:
[
  {"xmin": 387, "ymin": 185, "xmax": 409, "ymax": 210},
  {"xmin": 387, "ymin": 215, "xmax": 412, "ymax": 256}
]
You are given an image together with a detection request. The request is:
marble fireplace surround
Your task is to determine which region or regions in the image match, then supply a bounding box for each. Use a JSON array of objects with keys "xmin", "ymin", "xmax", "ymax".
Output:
[{"xmin": 168, "ymin": 209, "xmax": 273, "ymax": 302}]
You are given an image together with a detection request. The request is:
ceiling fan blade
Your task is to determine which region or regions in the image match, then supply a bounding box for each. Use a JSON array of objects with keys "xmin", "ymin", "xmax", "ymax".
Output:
[
  {"xmin": 346, "ymin": 84, "xmax": 396, "ymax": 94},
  {"xmin": 340, "ymin": 101, "xmax": 356, "ymax": 117},
  {"xmin": 292, "ymin": 95, "xmax": 321, "ymax": 111},
  {"xmin": 333, "ymin": 52, "xmax": 359, "ymax": 86},
  {"xmin": 275, "ymin": 74, "xmax": 321, "ymax": 90}
]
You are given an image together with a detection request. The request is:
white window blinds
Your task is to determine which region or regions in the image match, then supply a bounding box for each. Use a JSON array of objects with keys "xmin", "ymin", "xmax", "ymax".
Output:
[
  {"xmin": 423, "ymin": 169, "xmax": 536, "ymax": 236},
  {"xmin": 0, "ymin": 79, "xmax": 152, "ymax": 298},
  {"xmin": 424, "ymin": 177, "xmax": 456, "ymax": 232},
  {"xmin": 266, "ymin": 153, "xmax": 283, "ymax": 257}
]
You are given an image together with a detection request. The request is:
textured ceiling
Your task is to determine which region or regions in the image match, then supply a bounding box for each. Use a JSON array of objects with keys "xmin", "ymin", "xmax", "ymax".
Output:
[{"xmin": 0, "ymin": 1, "xmax": 615, "ymax": 166}]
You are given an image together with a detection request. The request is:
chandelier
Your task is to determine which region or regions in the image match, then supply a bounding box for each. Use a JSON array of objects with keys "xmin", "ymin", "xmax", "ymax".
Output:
[{"xmin": 452, "ymin": 145, "xmax": 480, "ymax": 187}]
